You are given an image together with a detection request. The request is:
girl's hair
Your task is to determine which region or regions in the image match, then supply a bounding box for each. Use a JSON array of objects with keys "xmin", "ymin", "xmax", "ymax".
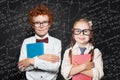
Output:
[
  {"xmin": 28, "ymin": 4, "xmax": 54, "ymax": 26},
  {"xmin": 69, "ymin": 18, "xmax": 94, "ymax": 63}
]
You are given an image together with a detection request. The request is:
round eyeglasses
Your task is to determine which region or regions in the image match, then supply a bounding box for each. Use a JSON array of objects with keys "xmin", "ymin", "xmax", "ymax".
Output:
[
  {"xmin": 33, "ymin": 21, "xmax": 49, "ymax": 27},
  {"xmin": 72, "ymin": 28, "xmax": 92, "ymax": 36}
]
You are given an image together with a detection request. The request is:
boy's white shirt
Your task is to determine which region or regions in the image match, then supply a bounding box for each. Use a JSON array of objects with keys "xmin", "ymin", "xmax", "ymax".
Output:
[
  {"xmin": 19, "ymin": 33, "xmax": 62, "ymax": 80},
  {"xmin": 61, "ymin": 42, "xmax": 104, "ymax": 80}
]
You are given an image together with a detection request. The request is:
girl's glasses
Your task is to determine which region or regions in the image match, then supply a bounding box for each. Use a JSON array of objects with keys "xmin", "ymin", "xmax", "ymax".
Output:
[{"xmin": 72, "ymin": 28, "xmax": 92, "ymax": 36}]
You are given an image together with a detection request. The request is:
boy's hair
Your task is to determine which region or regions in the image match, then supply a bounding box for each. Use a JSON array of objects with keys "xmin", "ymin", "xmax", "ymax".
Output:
[{"xmin": 28, "ymin": 4, "xmax": 54, "ymax": 26}]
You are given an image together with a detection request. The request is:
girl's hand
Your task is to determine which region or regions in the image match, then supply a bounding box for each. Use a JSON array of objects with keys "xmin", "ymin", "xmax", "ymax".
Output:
[
  {"xmin": 83, "ymin": 61, "xmax": 94, "ymax": 70},
  {"xmin": 38, "ymin": 54, "xmax": 60, "ymax": 63},
  {"xmin": 69, "ymin": 62, "xmax": 93, "ymax": 76}
]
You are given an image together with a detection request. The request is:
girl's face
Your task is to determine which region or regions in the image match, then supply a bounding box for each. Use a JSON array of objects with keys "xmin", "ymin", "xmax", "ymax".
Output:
[
  {"xmin": 73, "ymin": 21, "xmax": 92, "ymax": 47},
  {"xmin": 32, "ymin": 15, "xmax": 51, "ymax": 37}
]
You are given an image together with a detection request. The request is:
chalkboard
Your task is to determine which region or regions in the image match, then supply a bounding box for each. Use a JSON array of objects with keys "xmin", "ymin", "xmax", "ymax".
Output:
[{"xmin": 0, "ymin": 0, "xmax": 120, "ymax": 80}]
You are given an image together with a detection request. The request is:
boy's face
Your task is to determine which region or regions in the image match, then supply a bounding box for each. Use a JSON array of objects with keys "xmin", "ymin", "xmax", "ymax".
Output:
[{"xmin": 32, "ymin": 15, "xmax": 51, "ymax": 37}]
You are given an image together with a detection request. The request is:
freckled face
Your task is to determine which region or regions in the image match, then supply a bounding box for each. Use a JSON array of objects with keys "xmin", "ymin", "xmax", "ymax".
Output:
[
  {"xmin": 73, "ymin": 21, "xmax": 92, "ymax": 46},
  {"xmin": 32, "ymin": 15, "xmax": 50, "ymax": 37}
]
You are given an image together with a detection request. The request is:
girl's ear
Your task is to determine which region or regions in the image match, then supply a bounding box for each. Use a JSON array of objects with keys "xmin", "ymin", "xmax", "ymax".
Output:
[
  {"xmin": 71, "ymin": 33, "xmax": 74, "ymax": 38},
  {"xmin": 70, "ymin": 34, "xmax": 76, "ymax": 47},
  {"xmin": 90, "ymin": 32, "xmax": 93, "ymax": 39},
  {"xmin": 89, "ymin": 33, "xmax": 94, "ymax": 45},
  {"xmin": 72, "ymin": 34, "xmax": 74, "ymax": 38}
]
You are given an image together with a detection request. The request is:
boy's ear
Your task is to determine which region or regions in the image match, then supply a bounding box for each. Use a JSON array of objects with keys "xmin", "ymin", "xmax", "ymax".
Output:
[
  {"xmin": 31, "ymin": 25, "xmax": 35, "ymax": 29},
  {"xmin": 32, "ymin": 26, "xmax": 34, "ymax": 28}
]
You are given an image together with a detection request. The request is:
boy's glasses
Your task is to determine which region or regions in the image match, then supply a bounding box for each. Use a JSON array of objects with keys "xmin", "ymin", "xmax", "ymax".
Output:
[
  {"xmin": 72, "ymin": 28, "xmax": 92, "ymax": 36},
  {"xmin": 33, "ymin": 21, "xmax": 49, "ymax": 27}
]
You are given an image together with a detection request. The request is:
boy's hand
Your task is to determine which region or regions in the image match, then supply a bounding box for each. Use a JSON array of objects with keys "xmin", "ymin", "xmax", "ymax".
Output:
[{"xmin": 18, "ymin": 58, "xmax": 34, "ymax": 71}]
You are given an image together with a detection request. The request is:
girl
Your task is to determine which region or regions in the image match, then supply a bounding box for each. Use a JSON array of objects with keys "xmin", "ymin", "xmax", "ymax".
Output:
[{"xmin": 61, "ymin": 18, "xmax": 104, "ymax": 80}]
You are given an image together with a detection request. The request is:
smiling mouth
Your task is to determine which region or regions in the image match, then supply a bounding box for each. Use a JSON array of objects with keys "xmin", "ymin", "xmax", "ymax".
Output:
[
  {"xmin": 37, "ymin": 29, "xmax": 46, "ymax": 31},
  {"xmin": 79, "ymin": 38, "xmax": 85, "ymax": 40},
  {"xmin": 39, "ymin": 29, "xmax": 44, "ymax": 31}
]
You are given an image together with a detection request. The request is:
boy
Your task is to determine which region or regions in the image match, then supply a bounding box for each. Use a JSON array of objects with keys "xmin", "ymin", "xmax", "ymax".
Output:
[{"xmin": 18, "ymin": 4, "xmax": 61, "ymax": 80}]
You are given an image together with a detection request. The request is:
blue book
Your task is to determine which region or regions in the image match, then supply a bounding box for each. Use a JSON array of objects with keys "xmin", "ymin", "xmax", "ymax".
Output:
[{"xmin": 26, "ymin": 42, "xmax": 44, "ymax": 58}]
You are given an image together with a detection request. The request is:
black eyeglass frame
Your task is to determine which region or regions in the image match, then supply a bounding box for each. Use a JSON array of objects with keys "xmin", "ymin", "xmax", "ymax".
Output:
[
  {"xmin": 33, "ymin": 21, "xmax": 50, "ymax": 27},
  {"xmin": 72, "ymin": 28, "xmax": 93, "ymax": 36}
]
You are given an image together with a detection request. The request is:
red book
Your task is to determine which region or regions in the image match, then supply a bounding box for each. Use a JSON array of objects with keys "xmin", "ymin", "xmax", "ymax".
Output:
[{"xmin": 72, "ymin": 54, "xmax": 92, "ymax": 80}]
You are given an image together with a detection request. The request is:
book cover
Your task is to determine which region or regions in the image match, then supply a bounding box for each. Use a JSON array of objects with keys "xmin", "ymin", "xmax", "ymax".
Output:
[
  {"xmin": 26, "ymin": 42, "xmax": 44, "ymax": 58},
  {"xmin": 72, "ymin": 54, "xmax": 92, "ymax": 80}
]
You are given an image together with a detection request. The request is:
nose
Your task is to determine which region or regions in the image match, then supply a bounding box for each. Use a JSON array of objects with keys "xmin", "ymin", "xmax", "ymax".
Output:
[
  {"xmin": 39, "ymin": 23, "xmax": 44, "ymax": 28},
  {"xmin": 79, "ymin": 31, "xmax": 84, "ymax": 35}
]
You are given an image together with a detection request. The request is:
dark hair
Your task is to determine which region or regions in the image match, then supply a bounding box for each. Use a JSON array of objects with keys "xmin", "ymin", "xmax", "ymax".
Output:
[{"xmin": 28, "ymin": 4, "xmax": 54, "ymax": 26}]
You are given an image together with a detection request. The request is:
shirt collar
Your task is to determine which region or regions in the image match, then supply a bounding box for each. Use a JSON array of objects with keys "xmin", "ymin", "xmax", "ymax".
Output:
[
  {"xmin": 35, "ymin": 33, "xmax": 49, "ymax": 39},
  {"xmin": 72, "ymin": 42, "xmax": 94, "ymax": 53}
]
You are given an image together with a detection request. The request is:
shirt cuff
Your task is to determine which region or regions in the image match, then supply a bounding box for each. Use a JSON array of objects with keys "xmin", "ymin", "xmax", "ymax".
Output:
[
  {"xmin": 92, "ymin": 67, "xmax": 99, "ymax": 80},
  {"xmin": 34, "ymin": 56, "xmax": 45, "ymax": 69},
  {"xmin": 62, "ymin": 65, "xmax": 73, "ymax": 79},
  {"xmin": 34, "ymin": 56, "xmax": 39, "ymax": 68}
]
